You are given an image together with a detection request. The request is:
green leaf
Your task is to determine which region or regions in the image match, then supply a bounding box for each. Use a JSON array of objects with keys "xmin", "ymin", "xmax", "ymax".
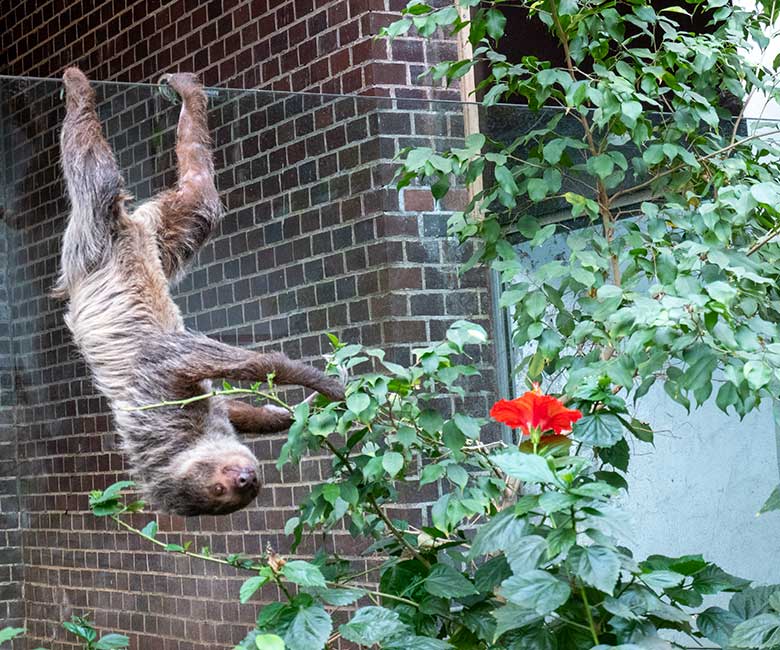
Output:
[
  {"xmin": 697, "ymin": 607, "xmax": 742, "ymax": 647},
  {"xmin": 92, "ymin": 481, "xmax": 135, "ymax": 504},
  {"xmin": 621, "ymin": 100, "xmax": 643, "ymax": 126},
  {"xmin": 587, "ymin": 154, "xmax": 615, "ymax": 179},
  {"xmin": 339, "ymin": 607, "xmax": 408, "ymax": 646},
  {"xmin": 311, "ymin": 587, "xmax": 365, "ymax": 606},
  {"xmin": 282, "ymin": 561, "xmax": 327, "ymax": 588},
  {"xmin": 730, "ymin": 613, "xmax": 780, "ymax": 648},
  {"xmin": 256, "ymin": 634, "xmax": 286, "ymax": 650},
  {"xmin": 382, "ymin": 451, "xmax": 404, "ymax": 478},
  {"xmin": 485, "ymin": 8, "xmax": 507, "ymax": 38},
  {"xmin": 492, "ymin": 450, "xmax": 558, "ymax": 484},
  {"xmin": 420, "ymin": 463, "xmax": 446, "ymax": 486},
  {"xmin": 744, "ymin": 360, "xmax": 772, "ymax": 390},
  {"xmin": 492, "ymin": 604, "xmax": 543, "ymax": 639},
  {"xmin": 140, "ymin": 521, "xmax": 158, "ymax": 539},
  {"xmin": 468, "ymin": 509, "xmax": 526, "ymax": 559},
  {"xmin": 705, "ymin": 281, "xmax": 738, "ymax": 305},
  {"xmin": 642, "ymin": 570, "xmax": 685, "ymax": 591},
  {"xmin": 751, "ymin": 182, "xmax": 780, "ymax": 205},
  {"xmin": 385, "ymin": 637, "xmax": 452, "ymax": 650},
  {"xmin": 0, "ymin": 628, "xmax": 26, "ymax": 643},
  {"xmin": 567, "ymin": 546, "xmax": 621, "ymax": 595},
  {"xmin": 505, "ymin": 535, "xmax": 547, "ymax": 574},
  {"xmin": 475, "ymin": 555, "xmax": 512, "ymax": 593},
  {"xmin": 759, "ymin": 485, "xmax": 780, "ymax": 514},
  {"xmin": 453, "ymin": 413, "xmax": 481, "ymax": 439},
  {"xmin": 240, "ymin": 575, "xmax": 270, "ymax": 604},
  {"xmin": 500, "ymin": 570, "xmax": 571, "ymax": 614},
  {"xmin": 527, "ymin": 178, "xmax": 548, "ymax": 202},
  {"xmin": 94, "ymin": 634, "xmax": 130, "ymax": 649},
  {"xmin": 285, "ymin": 606, "xmax": 332, "ymax": 650},
  {"xmin": 424, "ymin": 564, "xmax": 478, "ymax": 597},
  {"xmin": 571, "ymin": 414, "xmax": 624, "ymax": 447},
  {"xmin": 495, "ymin": 165, "xmax": 519, "ymax": 195},
  {"xmin": 346, "ymin": 393, "xmax": 371, "ymax": 415},
  {"xmin": 692, "ymin": 565, "xmax": 750, "ymax": 595},
  {"xmin": 730, "ymin": 586, "xmax": 780, "ymax": 619},
  {"xmin": 419, "ymin": 409, "xmax": 444, "ymax": 434}
]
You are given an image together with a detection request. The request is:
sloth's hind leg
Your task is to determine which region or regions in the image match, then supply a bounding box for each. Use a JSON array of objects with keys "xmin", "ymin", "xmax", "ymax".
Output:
[
  {"xmin": 55, "ymin": 67, "xmax": 128, "ymax": 296},
  {"xmin": 148, "ymin": 73, "xmax": 222, "ymax": 283}
]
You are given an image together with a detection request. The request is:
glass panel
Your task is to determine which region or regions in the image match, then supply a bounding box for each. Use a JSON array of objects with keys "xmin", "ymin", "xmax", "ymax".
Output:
[
  {"xmin": 2, "ymin": 73, "xmax": 779, "ymax": 641},
  {"xmin": 0, "ymin": 75, "xmax": 484, "ymax": 642}
]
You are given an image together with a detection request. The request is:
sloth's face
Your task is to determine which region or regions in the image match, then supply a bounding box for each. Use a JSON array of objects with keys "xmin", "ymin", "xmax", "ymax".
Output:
[{"xmin": 158, "ymin": 445, "xmax": 261, "ymax": 516}]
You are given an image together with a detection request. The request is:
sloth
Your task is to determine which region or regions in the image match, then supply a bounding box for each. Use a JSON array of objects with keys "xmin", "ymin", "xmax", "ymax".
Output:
[{"xmin": 56, "ymin": 68, "xmax": 344, "ymax": 516}]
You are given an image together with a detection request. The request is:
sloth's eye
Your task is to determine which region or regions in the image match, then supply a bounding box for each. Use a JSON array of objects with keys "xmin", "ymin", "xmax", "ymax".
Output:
[{"xmin": 211, "ymin": 484, "xmax": 225, "ymax": 496}]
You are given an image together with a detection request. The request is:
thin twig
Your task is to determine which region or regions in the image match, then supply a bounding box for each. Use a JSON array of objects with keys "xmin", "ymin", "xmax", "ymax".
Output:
[
  {"xmin": 367, "ymin": 494, "xmax": 431, "ymax": 569},
  {"xmin": 610, "ymin": 128, "xmax": 780, "ymax": 205},
  {"xmin": 122, "ymin": 387, "xmax": 293, "ymax": 413},
  {"xmin": 111, "ymin": 514, "xmax": 419, "ymax": 606}
]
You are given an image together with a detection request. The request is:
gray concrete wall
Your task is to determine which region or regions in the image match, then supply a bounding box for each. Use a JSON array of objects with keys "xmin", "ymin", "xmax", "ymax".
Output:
[{"xmin": 512, "ymin": 230, "xmax": 780, "ymax": 585}]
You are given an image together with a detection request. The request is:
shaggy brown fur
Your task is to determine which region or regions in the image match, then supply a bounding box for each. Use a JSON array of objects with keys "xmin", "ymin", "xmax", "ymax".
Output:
[{"xmin": 57, "ymin": 68, "xmax": 344, "ymax": 517}]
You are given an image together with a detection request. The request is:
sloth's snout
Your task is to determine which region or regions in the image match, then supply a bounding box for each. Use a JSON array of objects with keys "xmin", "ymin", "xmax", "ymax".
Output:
[{"xmin": 234, "ymin": 467, "xmax": 258, "ymax": 491}]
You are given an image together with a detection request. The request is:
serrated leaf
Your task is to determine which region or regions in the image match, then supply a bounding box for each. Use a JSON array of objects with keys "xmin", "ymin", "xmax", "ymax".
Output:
[
  {"xmin": 285, "ymin": 605, "xmax": 332, "ymax": 650},
  {"xmin": 697, "ymin": 607, "xmax": 741, "ymax": 647},
  {"xmin": 500, "ymin": 570, "xmax": 571, "ymax": 615},
  {"xmin": 240, "ymin": 575, "xmax": 270, "ymax": 604},
  {"xmin": 730, "ymin": 613, "xmax": 780, "ymax": 648},
  {"xmin": 425, "ymin": 564, "xmax": 478, "ymax": 597},
  {"xmin": 571, "ymin": 414, "xmax": 624, "ymax": 447},
  {"xmin": 492, "ymin": 604, "xmax": 543, "ymax": 640},
  {"xmin": 282, "ymin": 561, "xmax": 327, "ymax": 588},
  {"xmin": 492, "ymin": 450, "xmax": 558, "ymax": 484},
  {"xmin": 339, "ymin": 607, "xmax": 408, "ymax": 646},
  {"xmin": 505, "ymin": 535, "xmax": 547, "ymax": 574},
  {"xmin": 692, "ymin": 565, "xmax": 750, "ymax": 595},
  {"xmin": 568, "ymin": 545, "xmax": 621, "ymax": 595},
  {"xmin": 730, "ymin": 586, "xmax": 780, "ymax": 619},
  {"xmin": 385, "ymin": 636, "xmax": 452, "ymax": 650},
  {"xmin": 468, "ymin": 509, "xmax": 526, "ymax": 559},
  {"xmin": 310, "ymin": 587, "xmax": 364, "ymax": 606},
  {"xmin": 475, "ymin": 555, "xmax": 512, "ymax": 593}
]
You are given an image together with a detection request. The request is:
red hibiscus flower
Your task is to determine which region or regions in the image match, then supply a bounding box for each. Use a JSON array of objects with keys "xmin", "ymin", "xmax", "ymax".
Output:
[{"xmin": 490, "ymin": 386, "xmax": 582, "ymax": 436}]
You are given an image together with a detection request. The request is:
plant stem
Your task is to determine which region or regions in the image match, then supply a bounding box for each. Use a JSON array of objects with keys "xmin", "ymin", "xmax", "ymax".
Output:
[
  {"xmin": 610, "ymin": 127, "xmax": 780, "ymax": 205},
  {"xmin": 580, "ymin": 582, "xmax": 600, "ymax": 646},
  {"xmin": 112, "ymin": 513, "xmax": 419, "ymax": 607},
  {"xmin": 367, "ymin": 494, "xmax": 431, "ymax": 569},
  {"xmin": 122, "ymin": 387, "xmax": 293, "ymax": 413},
  {"xmin": 111, "ymin": 515, "xmax": 240, "ymax": 568}
]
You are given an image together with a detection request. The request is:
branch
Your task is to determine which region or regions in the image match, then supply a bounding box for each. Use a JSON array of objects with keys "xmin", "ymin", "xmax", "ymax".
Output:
[
  {"xmin": 610, "ymin": 128, "xmax": 780, "ymax": 205},
  {"xmin": 367, "ymin": 494, "xmax": 431, "ymax": 569},
  {"xmin": 111, "ymin": 513, "xmax": 419, "ymax": 607},
  {"xmin": 122, "ymin": 387, "xmax": 293, "ymax": 413}
]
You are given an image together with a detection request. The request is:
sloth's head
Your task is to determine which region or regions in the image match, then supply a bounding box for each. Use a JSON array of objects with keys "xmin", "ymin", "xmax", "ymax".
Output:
[{"xmin": 152, "ymin": 438, "xmax": 261, "ymax": 516}]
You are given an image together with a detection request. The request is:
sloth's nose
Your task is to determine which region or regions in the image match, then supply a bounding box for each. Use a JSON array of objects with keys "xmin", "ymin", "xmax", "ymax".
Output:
[{"xmin": 234, "ymin": 468, "xmax": 258, "ymax": 490}]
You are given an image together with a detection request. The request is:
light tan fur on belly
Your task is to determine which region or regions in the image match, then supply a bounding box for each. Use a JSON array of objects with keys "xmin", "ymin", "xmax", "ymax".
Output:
[{"xmin": 65, "ymin": 203, "xmax": 184, "ymax": 400}]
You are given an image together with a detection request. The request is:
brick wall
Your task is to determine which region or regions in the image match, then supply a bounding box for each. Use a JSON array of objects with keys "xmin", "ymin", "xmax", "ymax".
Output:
[{"xmin": 0, "ymin": 2, "xmax": 497, "ymax": 648}]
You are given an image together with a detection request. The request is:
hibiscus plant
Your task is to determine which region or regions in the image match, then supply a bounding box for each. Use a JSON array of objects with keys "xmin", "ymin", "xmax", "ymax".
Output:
[{"xmin": 31, "ymin": 0, "xmax": 780, "ymax": 649}]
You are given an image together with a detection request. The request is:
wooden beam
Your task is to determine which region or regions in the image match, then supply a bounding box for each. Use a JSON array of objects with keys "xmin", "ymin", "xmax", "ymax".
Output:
[{"xmin": 455, "ymin": 4, "xmax": 484, "ymax": 214}]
